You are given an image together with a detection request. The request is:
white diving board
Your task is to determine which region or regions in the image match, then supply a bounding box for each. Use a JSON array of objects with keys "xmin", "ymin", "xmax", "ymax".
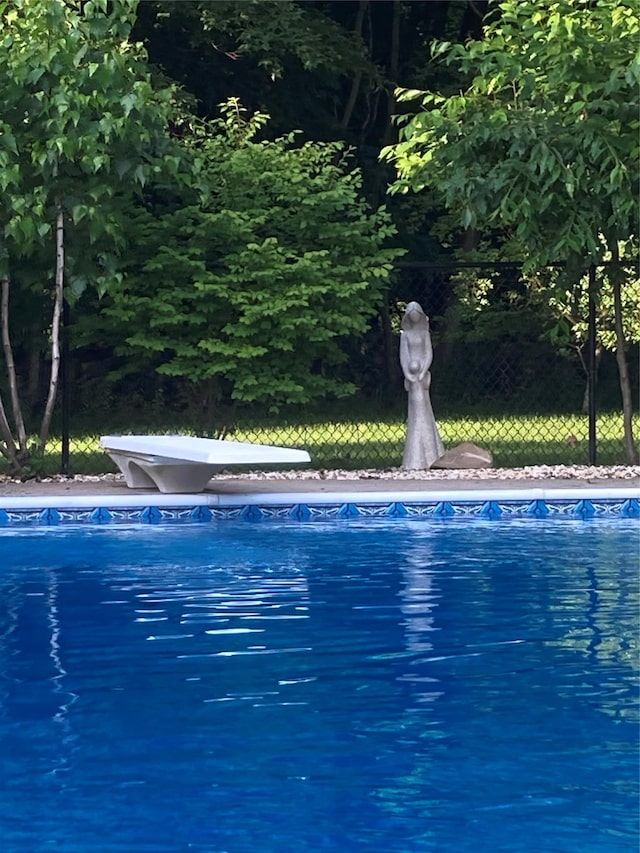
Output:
[{"xmin": 100, "ymin": 434, "xmax": 311, "ymax": 494}]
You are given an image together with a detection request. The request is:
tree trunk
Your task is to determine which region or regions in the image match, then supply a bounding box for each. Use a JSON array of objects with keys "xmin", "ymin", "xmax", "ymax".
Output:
[
  {"xmin": 1, "ymin": 273, "xmax": 28, "ymax": 452},
  {"xmin": 340, "ymin": 0, "xmax": 368, "ymax": 131},
  {"xmin": 380, "ymin": 0, "xmax": 401, "ymax": 149},
  {"xmin": 610, "ymin": 268, "xmax": 639, "ymax": 463},
  {"xmin": 0, "ymin": 390, "xmax": 20, "ymax": 472},
  {"xmin": 0, "ymin": 388, "xmax": 20, "ymax": 471},
  {"xmin": 39, "ymin": 202, "xmax": 65, "ymax": 450},
  {"xmin": 0, "ymin": 274, "xmax": 23, "ymax": 471}
]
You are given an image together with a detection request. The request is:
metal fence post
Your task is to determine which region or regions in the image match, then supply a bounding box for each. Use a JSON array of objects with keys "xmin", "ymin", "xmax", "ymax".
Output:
[
  {"xmin": 587, "ymin": 265, "xmax": 597, "ymax": 465},
  {"xmin": 60, "ymin": 299, "xmax": 70, "ymax": 475}
]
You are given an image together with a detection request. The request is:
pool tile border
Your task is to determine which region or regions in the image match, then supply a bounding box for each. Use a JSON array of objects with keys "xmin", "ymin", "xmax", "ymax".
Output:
[{"xmin": 0, "ymin": 487, "xmax": 637, "ymax": 524}]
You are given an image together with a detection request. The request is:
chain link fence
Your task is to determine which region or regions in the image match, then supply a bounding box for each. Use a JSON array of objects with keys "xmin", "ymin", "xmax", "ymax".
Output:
[{"xmin": 10, "ymin": 261, "xmax": 639, "ymax": 475}]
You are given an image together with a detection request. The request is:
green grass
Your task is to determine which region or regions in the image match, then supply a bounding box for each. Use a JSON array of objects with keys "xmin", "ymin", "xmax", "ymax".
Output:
[{"xmin": 26, "ymin": 410, "xmax": 638, "ymax": 476}]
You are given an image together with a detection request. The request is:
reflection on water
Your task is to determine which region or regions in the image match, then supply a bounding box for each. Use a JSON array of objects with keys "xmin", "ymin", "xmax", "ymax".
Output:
[
  {"xmin": 0, "ymin": 519, "xmax": 637, "ymax": 853},
  {"xmin": 374, "ymin": 521, "xmax": 639, "ymax": 852}
]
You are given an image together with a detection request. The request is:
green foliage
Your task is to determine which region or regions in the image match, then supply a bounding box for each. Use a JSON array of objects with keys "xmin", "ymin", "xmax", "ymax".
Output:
[
  {"xmin": 103, "ymin": 100, "xmax": 402, "ymax": 411},
  {"xmin": 131, "ymin": 1, "xmax": 492, "ymax": 260},
  {"xmin": 196, "ymin": 0, "xmax": 375, "ymax": 79},
  {"xmin": 381, "ymin": 0, "xmax": 639, "ymax": 462},
  {"xmin": 437, "ymin": 270, "xmax": 546, "ymax": 346},
  {"xmin": 382, "ymin": 0, "xmax": 639, "ymax": 266},
  {"xmin": 0, "ymin": 0, "xmax": 187, "ymax": 469},
  {"xmin": 0, "ymin": 0, "xmax": 183, "ymax": 284},
  {"xmin": 540, "ymin": 257, "xmax": 640, "ymax": 353}
]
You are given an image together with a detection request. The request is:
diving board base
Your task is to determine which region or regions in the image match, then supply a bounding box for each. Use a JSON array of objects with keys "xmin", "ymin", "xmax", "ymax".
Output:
[{"xmin": 107, "ymin": 451, "xmax": 222, "ymax": 494}]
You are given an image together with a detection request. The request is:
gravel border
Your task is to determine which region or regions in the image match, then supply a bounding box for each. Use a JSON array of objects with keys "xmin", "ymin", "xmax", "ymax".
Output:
[
  {"xmin": 211, "ymin": 465, "xmax": 640, "ymax": 481},
  {"xmin": 1, "ymin": 464, "xmax": 638, "ymax": 486}
]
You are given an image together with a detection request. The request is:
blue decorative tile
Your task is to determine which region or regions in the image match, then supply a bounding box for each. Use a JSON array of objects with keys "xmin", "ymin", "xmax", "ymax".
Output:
[
  {"xmin": 61, "ymin": 510, "xmax": 92, "ymax": 522},
  {"xmin": 480, "ymin": 501, "xmax": 502, "ymax": 519},
  {"xmin": 432, "ymin": 501, "xmax": 455, "ymax": 517},
  {"xmin": 189, "ymin": 505, "xmax": 212, "ymax": 522},
  {"xmin": 300, "ymin": 505, "xmax": 332, "ymax": 520},
  {"xmin": 451, "ymin": 502, "xmax": 482, "ymax": 516},
  {"xmin": 140, "ymin": 506, "xmax": 162, "ymax": 524},
  {"xmin": 155, "ymin": 508, "xmax": 192, "ymax": 522},
  {"xmin": 497, "ymin": 502, "xmax": 526, "ymax": 517},
  {"xmin": 257, "ymin": 505, "xmax": 291, "ymax": 519},
  {"xmin": 7, "ymin": 510, "xmax": 41, "ymax": 524},
  {"xmin": 541, "ymin": 502, "xmax": 571, "ymax": 516},
  {"xmin": 0, "ymin": 495, "xmax": 636, "ymax": 525},
  {"xmin": 40, "ymin": 508, "xmax": 61, "ymax": 524},
  {"xmin": 397, "ymin": 503, "xmax": 431, "ymax": 518},
  {"xmin": 526, "ymin": 500, "xmax": 549, "ymax": 518},
  {"xmin": 574, "ymin": 499, "xmax": 595, "ymax": 519},
  {"xmin": 90, "ymin": 507, "xmax": 112, "ymax": 523},
  {"xmin": 306, "ymin": 504, "xmax": 345, "ymax": 520},
  {"xmin": 591, "ymin": 501, "xmax": 624, "ymax": 517},
  {"xmin": 621, "ymin": 498, "xmax": 640, "ymax": 518},
  {"xmin": 338, "ymin": 503, "xmax": 361, "ymax": 518},
  {"xmin": 111, "ymin": 509, "xmax": 142, "ymax": 523},
  {"xmin": 241, "ymin": 504, "xmax": 264, "ymax": 521},
  {"xmin": 356, "ymin": 504, "xmax": 393, "ymax": 518},
  {"xmin": 209, "ymin": 506, "xmax": 243, "ymax": 520},
  {"xmin": 386, "ymin": 501, "xmax": 408, "ymax": 518},
  {"xmin": 290, "ymin": 504, "xmax": 311, "ymax": 521}
]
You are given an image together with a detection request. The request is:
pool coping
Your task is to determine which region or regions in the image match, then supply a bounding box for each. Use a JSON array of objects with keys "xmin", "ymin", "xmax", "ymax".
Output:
[
  {"xmin": 1, "ymin": 482, "xmax": 639, "ymax": 509},
  {"xmin": 0, "ymin": 478, "xmax": 638, "ymax": 522}
]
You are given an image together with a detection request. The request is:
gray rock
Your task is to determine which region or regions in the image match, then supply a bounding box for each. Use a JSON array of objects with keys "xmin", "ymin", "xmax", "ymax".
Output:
[{"xmin": 432, "ymin": 442, "xmax": 493, "ymax": 469}]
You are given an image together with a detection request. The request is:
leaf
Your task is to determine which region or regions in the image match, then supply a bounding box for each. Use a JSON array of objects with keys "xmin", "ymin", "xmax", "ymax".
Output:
[
  {"xmin": 71, "ymin": 204, "xmax": 88, "ymax": 224},
  {"xmin": 1, "ymin": 131, "xmax": 18, "ymax": 154},
  {"xmin": 26, "ymin": 67, "xmax": 45, "ymax": 85},
  {"xmin": 114, "ymin": 158, "xmax": 131, "ymax": 179},
  {"xmin": 133, "ymin": 164, "xmax": 146, "ymax": 185},
  {"xmin": 396, "ymin": 88, "xmax": 426, "ymax": 102}
]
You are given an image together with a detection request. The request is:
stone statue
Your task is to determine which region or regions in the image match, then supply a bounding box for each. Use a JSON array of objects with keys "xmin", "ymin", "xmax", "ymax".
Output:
[{"xmin": 400, "ymin": 301, "xmax": 444, "ymax": 469}]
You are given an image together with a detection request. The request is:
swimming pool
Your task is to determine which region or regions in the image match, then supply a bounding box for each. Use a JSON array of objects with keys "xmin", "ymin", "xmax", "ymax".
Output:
[{"xmin": 0, "ymin": 514, "xmax": 637, "ymax": 852}]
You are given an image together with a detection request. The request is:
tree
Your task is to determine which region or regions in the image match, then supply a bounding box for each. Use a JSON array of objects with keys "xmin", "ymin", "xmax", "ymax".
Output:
[
  {"xmin": 101, "ymin": 100, "xmax": 402, "ymax": 429},
  {"xmin": 535, "ymin": 253, "xmax": 640, "ymax": 411},
  {"xmin": 133, "ymin": 2, "xmax": 489, "ymax": 165},
  {"xmin": 382, "ymin": 0, "xmax": 639, "ymax": 462},
  {"xmin": 0, "ymin": 0, "xmax": 182, "ymax": 473},
  {"xmin": 132, "ymin": 0, "xmax": 379, "ymax": 139}
]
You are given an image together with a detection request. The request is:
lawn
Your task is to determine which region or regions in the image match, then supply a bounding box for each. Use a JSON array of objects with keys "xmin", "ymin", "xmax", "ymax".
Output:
[{"xmin": 31, "ymin": 410, "xmax": 639, "ymax": 476}]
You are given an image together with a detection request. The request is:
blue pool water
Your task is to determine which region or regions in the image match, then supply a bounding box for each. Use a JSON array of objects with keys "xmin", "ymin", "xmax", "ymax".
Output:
[{"xmin": 0, "ymin": 517, "xmax": 637, "ymax": 852}]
